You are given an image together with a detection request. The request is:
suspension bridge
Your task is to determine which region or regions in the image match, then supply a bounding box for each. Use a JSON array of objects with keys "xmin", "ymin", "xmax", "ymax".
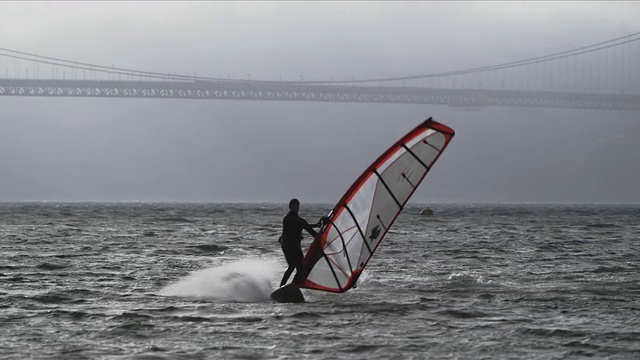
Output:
[{"xmin": 1, "ymin": 32, "xmax": 640, "ymax": 110}]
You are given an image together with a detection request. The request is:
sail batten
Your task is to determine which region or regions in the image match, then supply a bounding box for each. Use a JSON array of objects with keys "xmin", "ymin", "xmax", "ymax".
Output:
[
  {"xmin": 343, "ymin": 203, "xmax": 373, "ymax": 256},
  {"xmin": 299, "ymin": 117, "xmax": 455, "ymax": 293},
  {"xmin": 402, "ymin": 144, "xmax": 431, "ymax": 170},
  {"xmin": 373, "ymin": 169, "xmax": 403, "ymax": 209}
]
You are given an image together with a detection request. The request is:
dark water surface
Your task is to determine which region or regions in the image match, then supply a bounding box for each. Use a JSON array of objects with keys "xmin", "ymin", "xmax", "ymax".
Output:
[{"xmin": 1, "ymin": 203, "xmax": 639, "ymax": 359}]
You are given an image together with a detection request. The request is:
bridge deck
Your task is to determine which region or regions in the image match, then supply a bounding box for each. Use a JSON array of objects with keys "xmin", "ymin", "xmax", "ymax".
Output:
[{"xmin": 1, "ymin": 79, "xmax": 639, "ymax": 110}]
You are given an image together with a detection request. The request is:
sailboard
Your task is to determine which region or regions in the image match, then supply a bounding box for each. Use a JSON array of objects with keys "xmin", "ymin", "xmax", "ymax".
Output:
[{"xmin": 296, "ymin": 117, "xmax": 455, "ymax": 294}]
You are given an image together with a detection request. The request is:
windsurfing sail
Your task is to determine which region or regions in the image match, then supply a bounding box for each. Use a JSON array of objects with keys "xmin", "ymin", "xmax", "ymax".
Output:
[{"xmin": 299, "ymin": 117, "xmax": 455, "ymax": 293}]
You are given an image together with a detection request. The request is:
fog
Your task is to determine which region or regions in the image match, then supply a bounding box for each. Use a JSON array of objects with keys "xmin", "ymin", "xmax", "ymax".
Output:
[{"xmin": 1, "ymin": 2, "xmax": 639, "ymax": 204}]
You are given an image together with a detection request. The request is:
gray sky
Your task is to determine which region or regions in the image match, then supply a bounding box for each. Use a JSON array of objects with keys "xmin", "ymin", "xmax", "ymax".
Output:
[{"xmin": 1, "ymin": 1, "xmax": 639, "ymax": 203}]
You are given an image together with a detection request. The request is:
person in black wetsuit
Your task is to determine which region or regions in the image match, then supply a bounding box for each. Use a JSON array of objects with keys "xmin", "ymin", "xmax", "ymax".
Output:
[{"xmin": 279, "ymin": 198, "xmax": 323, "ymax": 287}]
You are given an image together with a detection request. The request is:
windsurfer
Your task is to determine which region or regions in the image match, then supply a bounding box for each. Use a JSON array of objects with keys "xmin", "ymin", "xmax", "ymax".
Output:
[{"xmin": 279, "ymin": 198, "xmax": 324, "ymax": 287}]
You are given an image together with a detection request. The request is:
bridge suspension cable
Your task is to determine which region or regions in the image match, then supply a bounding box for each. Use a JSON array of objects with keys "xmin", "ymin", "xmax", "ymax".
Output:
[
  {"xmin": 308, "ymin": 31, "xmax": 640, "ymax": 84},
  {"xmin": 1, "ymin": 30, "xmax": 639, "ymax": 84},
  {"xmin": 0, "ymin": 47, "xmax": 230, "ymax": 82}
]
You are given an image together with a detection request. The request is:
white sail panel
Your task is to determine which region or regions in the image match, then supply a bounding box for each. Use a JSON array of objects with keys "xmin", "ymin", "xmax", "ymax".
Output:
[
  {"xmin": 299, "ymin": 118, "xmax": 454, "ymax": 293},
  {"xmin": 358, "ymin": 131, "xmax": 447, "ymax": 267},
  {"xmin": 304, "ymin": 174, "xmax": 377, "ymax": 290}
]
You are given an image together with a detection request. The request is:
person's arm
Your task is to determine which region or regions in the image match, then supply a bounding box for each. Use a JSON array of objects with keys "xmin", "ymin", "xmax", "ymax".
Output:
[
  {"xmin": 299, "ymin": 217, "xmax": 318, "ymax": 237},
  {"xmin": 308, "ymin": 216, "xmax": 330, "ymax": 228}
]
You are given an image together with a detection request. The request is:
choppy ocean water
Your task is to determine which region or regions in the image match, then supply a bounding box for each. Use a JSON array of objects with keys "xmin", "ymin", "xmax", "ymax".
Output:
[{"xmin": 1, "ymin": 202, "xmax": 639, "ymax": 359}]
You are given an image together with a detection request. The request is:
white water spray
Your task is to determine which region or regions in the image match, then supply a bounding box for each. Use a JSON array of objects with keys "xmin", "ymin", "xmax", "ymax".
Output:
[{"xmin": 159, "ymin": 258, "xmax": 281, "ymax": 302}]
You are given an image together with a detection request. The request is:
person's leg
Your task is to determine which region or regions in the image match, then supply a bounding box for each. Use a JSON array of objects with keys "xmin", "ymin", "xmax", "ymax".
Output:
[
  {"xmin": 280, "ymin": 265, "xmax": 294, "ymax": 287},
  {"xmin": 291, "ymin": 248, "xmax": 307, "ymax": 284},
  {"xmin": 280, "ymin": 246, "xmax": 297, "ymax": 286}
]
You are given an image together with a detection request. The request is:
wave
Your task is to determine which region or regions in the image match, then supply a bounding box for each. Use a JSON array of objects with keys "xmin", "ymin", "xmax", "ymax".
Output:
[
  {"xmin": 341, "ymin": 344, "xmax": 383, "ymax": 353},
  {"xmin": 36, "ymin": 262, "xmax": 68, "ymax": 270},
  {"xmin": 189, "ymin": 244, "xmax": 228, "ymax": 253},
  {"xmin": 437, "ymin": 309, "xmax": 490, "ymax": 319},
  {"xmin": 32, "ymin": 293, "xmax": 73, "ymax": 304},
  {"xmin": 593, "ymin": 265, "xmax": 634, "ymax": 274},
  {"xmin": 583, "ymin": 223, "xmax": 619, "ymax": 229},
  {"xmin": 157, "ymin": 216, "xmax": 196, "ymax": 223},
  {"xmin": 518, "ymin": 327, "xmax": 591, "ymax": 338},
  {"xmin": 445, "ymin": 272, "xmax": 497, "ymax": 287},
  {"xmin": 288, "ymin": 312, "xmax": 322, "ymax": 319}
]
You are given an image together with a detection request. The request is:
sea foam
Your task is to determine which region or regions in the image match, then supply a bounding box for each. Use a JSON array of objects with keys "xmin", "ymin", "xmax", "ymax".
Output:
[{"xmin": 159, "ymin": 258, "xmax": 281, "ymax": 302}]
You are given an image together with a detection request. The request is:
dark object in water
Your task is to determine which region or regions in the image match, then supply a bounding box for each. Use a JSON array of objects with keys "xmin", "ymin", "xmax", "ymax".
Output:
[{"xmin": 420, "ymin": 207, "xmax": 434, "ymax": 215}]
